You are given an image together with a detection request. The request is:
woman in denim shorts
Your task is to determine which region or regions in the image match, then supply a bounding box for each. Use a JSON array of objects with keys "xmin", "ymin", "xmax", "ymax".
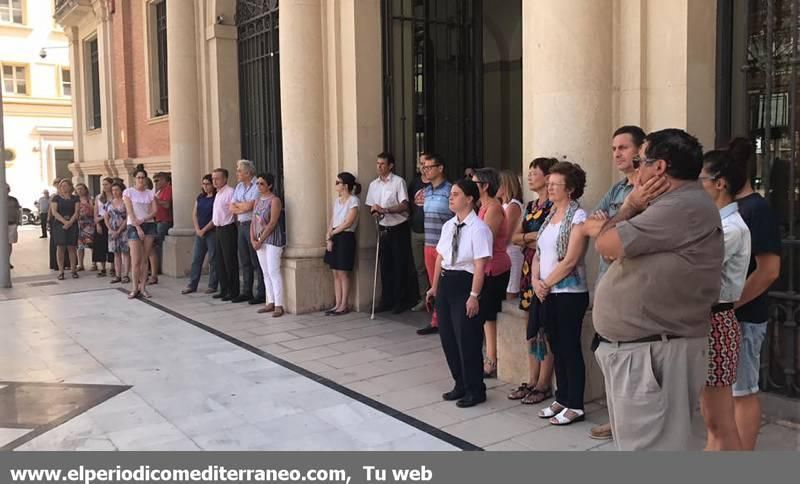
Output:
[{"xmin": 123, "ymin": 165, "xmax": 159, "ymax": 299}]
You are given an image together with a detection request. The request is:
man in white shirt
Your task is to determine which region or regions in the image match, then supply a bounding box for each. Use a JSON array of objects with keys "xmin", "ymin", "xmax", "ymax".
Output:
[
  {"xmin": 365, "ymin": 152, "xmax": 419, "ymax": 314},
  {"xmin": 211, "ymin": 168, "xmax": 239, "ymax": 301}
]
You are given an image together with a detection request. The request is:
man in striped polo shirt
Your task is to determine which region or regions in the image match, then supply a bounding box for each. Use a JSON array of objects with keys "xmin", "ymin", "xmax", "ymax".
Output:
[{"xmin": 415, "ymin": 153, "xmax": 454, "ymax": 336}]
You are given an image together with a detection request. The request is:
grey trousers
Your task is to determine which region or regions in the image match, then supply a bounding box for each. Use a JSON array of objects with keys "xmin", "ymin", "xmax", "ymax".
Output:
[
  {"xmin": 410, "ymin": 230, "xmax": 429, "ymax": 297},
  {"xmin": 595, "ymin": 336, "xmax": 707, "ymax": 451}
]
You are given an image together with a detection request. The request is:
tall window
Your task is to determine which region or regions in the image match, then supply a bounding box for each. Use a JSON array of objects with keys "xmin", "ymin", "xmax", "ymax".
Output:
[
  {"xmin": 86, "ymin": 37, "xmax": 101, "ymax": 129},
  {"xmin": 0, "ymin": 0, "xmax": 23, "ymax": 24},
  {"xmin": 1, "ymin": 64, "xmax": 27, "ymax": 95},
  {"xmin": 61, "ymin": 68, "xmax": 71, "ymax": 97},
  {"xmin": 151, "ymin": 0, "xmax": 168, "ymax": 116}
]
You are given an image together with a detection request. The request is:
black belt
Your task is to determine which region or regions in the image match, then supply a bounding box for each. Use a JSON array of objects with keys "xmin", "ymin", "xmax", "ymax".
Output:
[
  {"xmin": 378, "ymin": 221, "xmax": 408, "ymax": 232},
  {"xmin": 712, "ymin": 302, "xmax": 734, "ymax": 313},
  {"xmin": 598, "ymin": 334, "xmax": 683, "ymax": 345}
]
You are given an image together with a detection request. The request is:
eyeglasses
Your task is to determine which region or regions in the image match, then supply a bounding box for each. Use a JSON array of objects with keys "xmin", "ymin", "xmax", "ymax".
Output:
[
  {"xmin": 256, "ymin": 181, "xmax": 267, "ymax": 186},
  {"xmin": 421, "ymin": 164, "xmax": 441, "ymax": 172},
  {"xmin": 698, "ymin": 174, "xmax": 719, "ymax": 181}
]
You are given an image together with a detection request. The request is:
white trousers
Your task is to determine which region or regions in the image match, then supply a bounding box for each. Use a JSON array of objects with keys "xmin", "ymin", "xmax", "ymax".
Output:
[{"xmin": 256, "ymin": 244, "xmax": 284, "ymax": 307}]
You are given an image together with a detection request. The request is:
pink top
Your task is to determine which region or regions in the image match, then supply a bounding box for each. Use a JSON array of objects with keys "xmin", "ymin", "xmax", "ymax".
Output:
[
  {"xmin": 478, "ymin": 204, "xmax": 512, "ymax": 275},
  {"xmin": 212, "ymin": 185, "xmax": 235, "ymax": 227}
]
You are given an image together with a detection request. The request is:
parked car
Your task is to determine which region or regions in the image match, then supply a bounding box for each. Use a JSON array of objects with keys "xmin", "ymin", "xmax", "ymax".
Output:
[{"xmin": 21, "ymin": 207, "xmax": 40, "ymax": 226}]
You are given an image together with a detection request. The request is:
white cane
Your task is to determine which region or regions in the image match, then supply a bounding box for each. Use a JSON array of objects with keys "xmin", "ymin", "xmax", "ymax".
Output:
[{"xmin": 370, "ymin": 215, "xmax": 383, "ymax": 320}]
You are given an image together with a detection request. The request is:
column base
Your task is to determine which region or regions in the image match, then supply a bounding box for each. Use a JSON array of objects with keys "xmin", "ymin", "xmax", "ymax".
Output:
[
  {"xmin": 162, "ymin": 229, "xmax": 195, "ymax": 278},
  {"xmin": 496, "ymin": 301, "xmax": 606, "ymax": 403},
  {"xmin": 283, "ymin": 256, "xmax": 334, "ymax": 314}
]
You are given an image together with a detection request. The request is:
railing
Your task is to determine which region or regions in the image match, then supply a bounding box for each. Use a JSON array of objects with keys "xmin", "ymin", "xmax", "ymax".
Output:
[{"xmin": 54, "ymin": 0, "xmax": 71, "ymax": 19}]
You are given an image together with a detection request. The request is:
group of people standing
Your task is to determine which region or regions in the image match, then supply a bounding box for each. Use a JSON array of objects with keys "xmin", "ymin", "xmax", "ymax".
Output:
[
  {"xmin": 43, "ymin": 167, "xmax": 173, "ymax": 296},
  {"xmin": 182, "ymin": 161, "xmax": 287, "ymax": 318}
]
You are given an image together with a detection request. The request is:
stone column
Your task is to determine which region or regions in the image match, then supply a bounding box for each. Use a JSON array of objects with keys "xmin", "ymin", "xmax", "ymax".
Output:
[
  {"xmin": 162, "ymin": 0, "xmax": 203, "ymax": 277},
  {"xmin": 279, "ymin": 0, "xmax": 331, "ymax": 313}
]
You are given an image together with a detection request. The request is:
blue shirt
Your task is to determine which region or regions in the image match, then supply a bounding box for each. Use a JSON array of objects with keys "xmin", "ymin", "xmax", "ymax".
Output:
[
  {"xmin": 423, "ymin": 180, "xmax": 453, "ymax": 246},
  {"xmin": 232, "ymin": 180, "xmax": 260, "ymax": 222},
  {"xmin": 594, "ymin": 178, "xmax": 634, "ymax": 280},
  {"xmin": 196, "ymin": 194, "xmax": 215, "ymax": 230}
]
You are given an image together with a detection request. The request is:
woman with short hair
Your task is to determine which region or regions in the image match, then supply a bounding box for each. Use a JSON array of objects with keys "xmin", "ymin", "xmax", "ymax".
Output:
[
  {"xmin": 105, "ymin": 181, "xmax": 130, "ymax": 284},
  {"xmin": 507, "ymin": 157, "xmax": 557, "ymax": 404},
  {"xmin": 472, "ymin": 168, "xmax": 511, "ymax": 378},
  {"xmin": 426, "ymin": 179, "xmax": 492, "ymax": 408},
  {"xmin": 123, "ymin": 165, "xmax": 158, "ymax": 299},
  {"xmin": 530, "ymin": 161, "xmax": 590, "ymax": 426},
  {"xmin": 50, "ymin": 179, "xmax": 80, "ymax": 280},
  {"xmin": 251, "ymin": 173, "xmax": 287, "ymax": 317},
  {"xmin": 324, "ymin": 172, "xmax": 361, "ymax": 315},
  {"xmin": 183, "ymin": 174, "xmax": 219, "ymax": 295},
  {"xmin": 93, "ymin": 177, "xmax": 114, "ymax": 277},
  {"xmin": 75, "ymin": 183, "xmax": 95, "ymax": 272}
]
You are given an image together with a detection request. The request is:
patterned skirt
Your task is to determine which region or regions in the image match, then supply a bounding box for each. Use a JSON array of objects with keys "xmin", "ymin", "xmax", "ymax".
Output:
[{"xmin": 706, "ymin": 309, "xmax": 741, "ymax": 387}]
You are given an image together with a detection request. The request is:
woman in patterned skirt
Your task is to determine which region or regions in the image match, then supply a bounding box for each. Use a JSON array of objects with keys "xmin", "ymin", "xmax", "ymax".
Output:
[
  {"xmin": 75, "ymin": 183, "xmax": 95, "ymax": 271},
  {"xmin": 507, "ymin": 157, "xmax": 557, "ymax": 405},
  {"xmin": 105, "ymin": 182, "xmax": 131, "ymax": 284},
  {"xmin": 699, "ymin": 150, "xmax": 752, "ymax": 450}
]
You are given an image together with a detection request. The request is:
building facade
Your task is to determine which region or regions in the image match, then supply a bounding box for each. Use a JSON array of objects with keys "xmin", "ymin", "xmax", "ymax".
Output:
[
  {"xmin": 54, "ymin": 0, "xmax": 799, "ymax": 398},
  {"xmin": 1, "ymin": 0, "xmax": 73, "ymax": 209}
]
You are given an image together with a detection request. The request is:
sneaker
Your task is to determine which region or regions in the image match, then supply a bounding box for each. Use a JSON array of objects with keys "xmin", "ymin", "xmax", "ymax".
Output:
[{"xmin": 589, "ymin": 423, "xmax": 613, "ymax": 440}]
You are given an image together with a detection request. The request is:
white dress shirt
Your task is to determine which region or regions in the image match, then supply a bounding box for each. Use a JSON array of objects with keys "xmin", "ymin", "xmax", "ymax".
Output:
[
  {"xmin": 212, "ymin": 185, "xmax": 236, "ymax": 227},
  {"xmin": 436, "ymin": 211, "xmax": 493, "ymax": 273},
  {"xmin": 365, "ymin": 173, "xmax": 409, "ymax": 227},
  {"xmin": 719, "ymin": 202, "xmax": 751, "ymax": 304}
]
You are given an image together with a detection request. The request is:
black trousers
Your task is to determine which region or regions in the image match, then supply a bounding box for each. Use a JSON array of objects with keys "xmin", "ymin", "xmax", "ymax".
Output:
[
  {"xmin": 436, "ymin": 270, "xmax": 486, "ymax": 398},
  {"xmin": 40, "ymin": 213, "xmax": 48, "ymax": 237},
  {"xmin": 379, "ymin": 221, "xmax": 419, "ymax": 310},
  {"xmin": 215, "ymin": 223, "xmax": 239, "ymax": 298},
  {"xmin": 548, "ymin": 292, "xmax": 590, "ymax": 409}
]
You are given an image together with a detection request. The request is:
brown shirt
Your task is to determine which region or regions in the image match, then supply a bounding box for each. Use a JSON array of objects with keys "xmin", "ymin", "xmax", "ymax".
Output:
[{"xmin": 593, "ymin": 182, "xmax": 723, "ymax": 341}]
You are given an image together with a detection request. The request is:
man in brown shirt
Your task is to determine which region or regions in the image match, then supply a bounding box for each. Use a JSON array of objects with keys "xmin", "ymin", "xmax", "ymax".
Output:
[{"xmin": 584, "ymin": 128, "xmax": 723, "ymax": 450}]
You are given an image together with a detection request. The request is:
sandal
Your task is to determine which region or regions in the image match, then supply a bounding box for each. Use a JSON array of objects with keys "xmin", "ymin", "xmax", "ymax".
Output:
[
  {"xmin": 333, "ymin": 309, "xmax": 350, "ymax": 316},
  {"xmin": 71, "ymin": 272, "xmax": 79, "ymax": 279},
  {"xmin": 272, "ymin": 307, "xmax": 284, "ymax": 318},
  {"xmin": 122, "ymin": 276, "xmax": 131, "ymax": 284},
  {"xmin": 57, "ymin": 273, "xmax": 65, "ymax": 280},
  {"xmin": 538, "ymin": 401, "xmax": 566, "ymax": 419},
  {"xmin": 140, "ymin": 289, "xmax": 152, "ymax": 299},
  {"xmin": 324, "ymin": 308, "xmax": 338, "ymax": 316},
  {"xmin": 508, "ymin": 383, "xmax": 533, "ymax": 400},
  {"xmin": 257, "ymin": 305, "xmax": 275, "ymax": 314},
  {"xmin": 109, "ymin": 277, "xmax": 122, "ymax": 284},
  {"xmin": 148, "ymin": 277, "xmax": 158, "ymax": 285},
  {"xmin": 97, "ymin": 270, "xmax": 107, "ymax": 277},
  {"xmin": 483, "ymin": 358, "xmax": 497, "ymax": 378},
  {"xmin": 549, "ymin": 408, "xmax": 585, "ymax": 426},
  {"xmin": 521, "ymin": 386, "xmax": 553, "ymax": 405},
  {"xmin": 128, "ymin": 291, "xmax": 139, "ymax": 300}
]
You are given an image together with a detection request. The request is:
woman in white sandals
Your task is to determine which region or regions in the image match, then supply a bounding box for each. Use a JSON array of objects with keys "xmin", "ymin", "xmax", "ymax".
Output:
[{"xmin": 529, "ymin": 161, "xmax": 590, "ymax": 426}]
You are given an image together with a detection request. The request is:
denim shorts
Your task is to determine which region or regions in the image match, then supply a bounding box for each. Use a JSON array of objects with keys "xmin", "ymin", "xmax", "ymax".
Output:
[
  {"xmin": 127, "ymin": 222, "xmax": 157, "ymax": 241},
  {"xmin": 732, "ymin": 321, "xmax": 768, "ymax": 397}
]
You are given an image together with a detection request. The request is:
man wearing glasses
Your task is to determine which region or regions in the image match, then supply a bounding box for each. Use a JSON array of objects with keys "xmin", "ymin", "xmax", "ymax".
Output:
[
  {"xmin": 415, "ymin": 154, "xmax": 453, "ymax": 335},
  {"xmin": 584, "ymin": 129, "xmax": 723, "ymax": 450},
  {"xmin": 409, "ymin": 154, "xmax": 432, "ymax": 312}
]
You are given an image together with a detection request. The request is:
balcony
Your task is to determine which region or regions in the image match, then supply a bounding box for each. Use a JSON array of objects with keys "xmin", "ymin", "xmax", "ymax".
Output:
[{"xmin": 54, "ymin": 0, "xmax": 94, "ymax": 27}]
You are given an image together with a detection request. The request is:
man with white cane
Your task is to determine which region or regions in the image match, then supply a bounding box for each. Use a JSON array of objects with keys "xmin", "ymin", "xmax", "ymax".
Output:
[
  {"xmin": 365, "ymin": 153, "xmax": 418, "ymax": 314},
  {"xmin": 370, "ymin": 214, "xmax": 383, "ymax": 320}
]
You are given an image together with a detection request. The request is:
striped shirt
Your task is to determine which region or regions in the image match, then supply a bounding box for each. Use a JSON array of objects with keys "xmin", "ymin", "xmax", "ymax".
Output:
[{"xmin": 423, "ymin": 180, "xmax": 453, "ymax": 246}]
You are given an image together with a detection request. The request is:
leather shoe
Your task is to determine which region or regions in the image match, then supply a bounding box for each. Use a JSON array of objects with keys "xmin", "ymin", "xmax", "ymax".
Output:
[
  {"xmin": 416, "ymin": 325, "xmax": 438, "ymax": 336},
  {"xmin": 248, "ymin": 297, "xmax": 265, "ymax": 305},
  {"xmin": 456, "ymin": 394, "xmax": 487, "ymax": 408},
  {"xmin": 442, "ymin": 388, "xmax": 466, "ymax": 401},
  {"xmin": 212, "ymin": 293, "xmax": 228, "ymax": 299},
  {"xmin": 221, "ymin": 295, "xmax": 232, "ymax": 301},
  {"xmin": 231, "ymin": 295, "xmax": 251, "ymax": 303}
]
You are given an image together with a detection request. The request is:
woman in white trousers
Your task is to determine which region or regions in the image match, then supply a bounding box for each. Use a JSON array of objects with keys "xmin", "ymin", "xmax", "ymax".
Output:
[{"xmin": 250, "ymin": 173, "xmax": 287, "ymax": 317}]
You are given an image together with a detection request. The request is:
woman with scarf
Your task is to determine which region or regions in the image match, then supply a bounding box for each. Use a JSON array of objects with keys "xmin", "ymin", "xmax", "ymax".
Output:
[{"xmin": 528, "ymin": 161, "xmax": 590, "ymax": 426}]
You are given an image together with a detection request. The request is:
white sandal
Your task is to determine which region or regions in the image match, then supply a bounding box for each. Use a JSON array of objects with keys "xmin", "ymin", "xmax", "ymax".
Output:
[
  {"xmin": 549, "ymin": 408, "xmax": 585, "ymax": 426},
  {"xmin": 538, "ymin": 401, "xmax": 565, "ymax": 419}
]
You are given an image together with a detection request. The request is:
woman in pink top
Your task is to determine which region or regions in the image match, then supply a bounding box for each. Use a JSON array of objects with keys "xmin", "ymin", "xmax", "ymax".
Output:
[{"xmin": 472, "ymin": 168, "xmax": 511, "ymax": 378}]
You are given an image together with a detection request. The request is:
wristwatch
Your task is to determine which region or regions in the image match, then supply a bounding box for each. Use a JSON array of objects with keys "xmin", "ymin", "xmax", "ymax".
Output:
[{"xmin": 469, "ymin": 291, "xmax": 480, "ymax": 299}]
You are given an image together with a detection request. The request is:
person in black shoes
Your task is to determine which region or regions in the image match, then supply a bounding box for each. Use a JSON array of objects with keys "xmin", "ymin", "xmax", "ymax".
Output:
[
  {"xmin": 426, "ymin": 179, "xmax": 492, "ymax": 408},
  {"xmin": 365, "ymin": 152, "xmax": 419, "ymax": 314},
  {"xmin": 230, "ymin": 160, "xmax": 265, "ymax": 305},
  {"xmin": 211, "ymin": 168, "xmax": 239, "ymax": 302}
]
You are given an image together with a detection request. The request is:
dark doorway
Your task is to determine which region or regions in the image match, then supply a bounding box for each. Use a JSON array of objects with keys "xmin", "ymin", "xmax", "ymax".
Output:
[
  {"xmin": 54, "ymin": 149, "xmax": 73, "ymax": 181},
  {"xmin": 381, "ymin": 0, "xmax": 483, "ymax": 182},
  {"xmin": 237, "ymin": 0, "xmax": 283, "ymax": 194}
]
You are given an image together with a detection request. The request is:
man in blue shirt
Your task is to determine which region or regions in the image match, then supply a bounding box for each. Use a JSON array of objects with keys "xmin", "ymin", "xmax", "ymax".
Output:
[
  {"xmin": 589, "ymin": 125, "xmax": 645, "ymax": 441},
  {"xmin": 230, "ymin": 159, "xmax": 265, "ymax": 304},
  {"xmin": 416, "ymin": 154, "xmax": 453, "ymax": 335}
]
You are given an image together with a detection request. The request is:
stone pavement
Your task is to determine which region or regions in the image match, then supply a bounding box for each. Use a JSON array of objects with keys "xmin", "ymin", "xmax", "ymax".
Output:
[{"xmin": 2, "ymin": 226, "xmax": 798, "ymax": 451}]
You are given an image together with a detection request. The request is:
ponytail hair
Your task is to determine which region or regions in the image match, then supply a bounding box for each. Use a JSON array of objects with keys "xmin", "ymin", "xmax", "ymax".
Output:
[
  {"xmin": 455, "ymin": 179, "xmax": 480, "ymax": 212},
  {"xmin": 337, "ymin": 171, "xmax": 361, "ymax": 195}
]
